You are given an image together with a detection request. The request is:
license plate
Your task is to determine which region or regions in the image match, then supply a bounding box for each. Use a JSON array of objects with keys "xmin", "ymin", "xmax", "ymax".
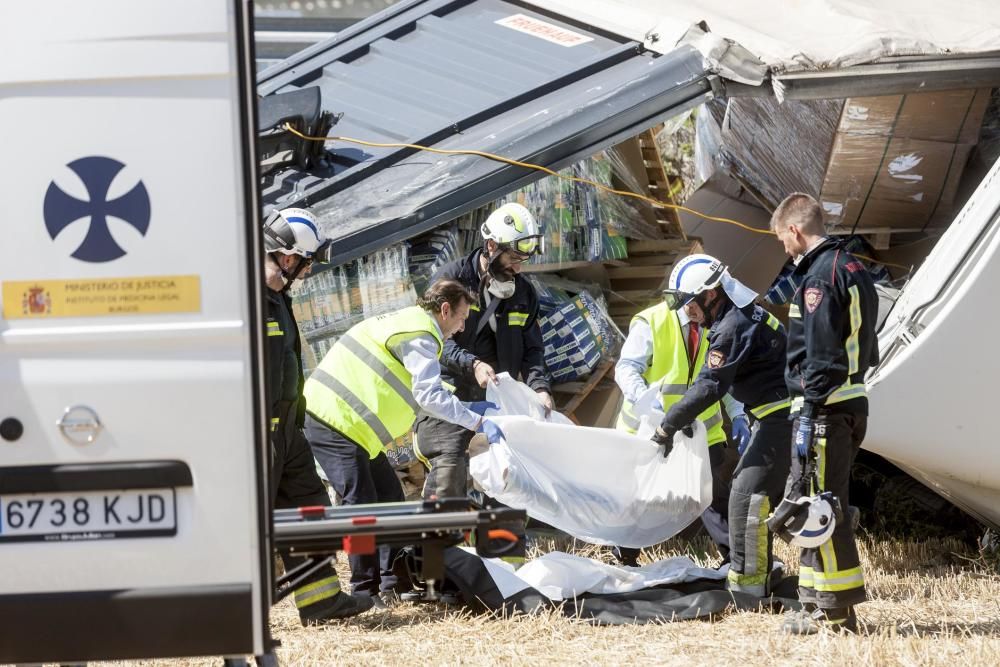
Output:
[{"xmin": 0, "ymin": 488, "xmax": 176, "ymax": 542}]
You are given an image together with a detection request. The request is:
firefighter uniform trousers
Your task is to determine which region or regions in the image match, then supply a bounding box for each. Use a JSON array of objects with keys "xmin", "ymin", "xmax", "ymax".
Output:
[
  {"xmin": 271, "ymin": 402, "xmax": 344, "ymax": 620},
  {"xmin": 791, "ymin": 410, "xmax": 868, "ymax": 608},
  {"xmin": 727, "ymin": 410, "xmax": 792, "ymax": 596}
]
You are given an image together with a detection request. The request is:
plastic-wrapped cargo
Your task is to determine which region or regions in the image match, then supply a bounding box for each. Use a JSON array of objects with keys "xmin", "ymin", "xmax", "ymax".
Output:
[
  {"xmin": 408, "ymin": 223, "xmax": 461, "ymax": 295},
  {"xmin": 713, "ymin": 89, "xmax": 991, "ymax": 231},
  {"xmin": 596, "ymin": 145, "xmax": 667, "ymax": 246},
  {"xmin": 528, "ymin": 274, "xmax": 623, "ymax": 382},
  {"xmin": 450, "ymin": 144, "xmax": 663, "ymax": 268},
  {"xmin": 290, "ymin": 241, "xmax": 417, "ymax": 376}
]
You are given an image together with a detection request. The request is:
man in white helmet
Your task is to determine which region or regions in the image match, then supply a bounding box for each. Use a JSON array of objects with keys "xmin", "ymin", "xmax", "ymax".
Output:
[
  {"xmin": 412, "ymin": 202, "xmax": 553, "ymax": 501},
  {"xmin": 612, "ymin": 255, "xmax": 751, "ymax": 567},
  {"xmin": 262, "ymin": 207, "xmax": 373, "ymax": 622},
  {"xmin": 651, "ymin": 253, "xmax": 793, "ymax": 600}
]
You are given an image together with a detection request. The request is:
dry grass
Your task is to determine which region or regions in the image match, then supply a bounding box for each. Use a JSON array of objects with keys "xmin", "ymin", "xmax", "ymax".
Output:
[{"xmin": 101, "ymin": 533, "xmax": 1000, "ymax": 667}]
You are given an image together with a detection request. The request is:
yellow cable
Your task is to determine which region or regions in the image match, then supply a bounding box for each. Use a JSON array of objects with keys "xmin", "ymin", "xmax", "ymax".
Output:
[
  {"xmin": 284, "ymin": 123, "xmax": 770, "ymax": 236},
  {"xmin": 282, "ymin": 123, "xmax": 911, "ymax": 271}
]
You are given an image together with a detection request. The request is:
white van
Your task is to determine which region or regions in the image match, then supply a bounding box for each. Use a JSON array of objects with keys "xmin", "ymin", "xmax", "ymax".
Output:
[{"xmin": 0, "ymin": 1, "xmax": 271, "ymax": 662}]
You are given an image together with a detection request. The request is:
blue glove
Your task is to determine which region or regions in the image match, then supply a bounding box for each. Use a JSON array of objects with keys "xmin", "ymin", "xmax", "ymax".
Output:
[
  {"xmin": 794, "ymin": 415, "xmax": 815, "ymax": 458},
  {"xmin": 467, "ymin": 401, "xmax": 499, "ymax": 416},
  {"xmin": 732, "ymin": 415, "xmax": 752, "ymax": 455},
  {"xmin": 478, "ymin": 418, "xmax": 505, "ymax": 445}
]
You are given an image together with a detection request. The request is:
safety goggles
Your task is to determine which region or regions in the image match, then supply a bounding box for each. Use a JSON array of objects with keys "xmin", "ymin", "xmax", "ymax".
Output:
[
  {"xmin": 662, "ymin": 289, "xmax": 698, "ymax": 311},
  {"xmin": 502, "ymin": 235, "xmax": 544, "ymax": 261}
]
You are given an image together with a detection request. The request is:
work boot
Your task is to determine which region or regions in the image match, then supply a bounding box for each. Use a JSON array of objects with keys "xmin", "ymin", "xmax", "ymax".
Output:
[
  {"xmin": 300, "ymin": 592, "xmax": 374, "ymax": 625},
  {"xmin": 782, "ymin": 606, "xmax": 857, "ymax": 635}
]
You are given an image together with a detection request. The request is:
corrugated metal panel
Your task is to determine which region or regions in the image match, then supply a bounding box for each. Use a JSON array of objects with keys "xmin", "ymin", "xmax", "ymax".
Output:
[{"xmin": 257, "ymin": 0, "xmax": 715, "ymax": 265}]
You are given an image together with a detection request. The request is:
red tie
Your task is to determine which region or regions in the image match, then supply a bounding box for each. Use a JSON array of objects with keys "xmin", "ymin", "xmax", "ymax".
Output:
[{"xmin": 688, "ymin": 324, "xmax": 700, "ymax": 366}]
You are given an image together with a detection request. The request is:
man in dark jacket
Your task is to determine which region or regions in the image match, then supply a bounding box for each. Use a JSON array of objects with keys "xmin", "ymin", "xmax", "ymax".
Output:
[
  {"xmin": 770, "ymin": 193, "xmax": 879, "ymax": 634},
  {"xmin": 263, "ymin": 207, "xmax": 372, "ymax": 622},
  {"xmin": 413, "ymin": 202, "xmax": 552, "ymax": 499},
  {"xmin": 652, "ymin": 253, "xmax": 792, "ymax": 598}
]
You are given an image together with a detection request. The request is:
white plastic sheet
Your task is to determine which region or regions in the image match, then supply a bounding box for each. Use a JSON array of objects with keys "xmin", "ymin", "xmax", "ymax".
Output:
[
  {"xmin": 460, "ymin": 547, "xmax": 725, "ymax": 601},
  {"xmin": 515, "ymin": 551, "xmax": 726, "ymax": 600},
  {"xmin": 484, "ymin": 373, "xmax": 574, "ymax": 425},
  {"xmin": 469, "ymin": 379, "xmax": 712, "ymax": 547}
]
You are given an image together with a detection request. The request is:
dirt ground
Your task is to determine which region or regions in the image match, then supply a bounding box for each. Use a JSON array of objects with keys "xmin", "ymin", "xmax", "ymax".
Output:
[{"xmin": 99, "ymin": 533, "xmax": 1000, "ymax": 667}]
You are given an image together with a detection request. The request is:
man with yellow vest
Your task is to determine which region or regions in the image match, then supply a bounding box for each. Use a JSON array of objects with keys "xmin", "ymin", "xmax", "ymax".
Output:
[
  {"xmin": 302, "ymin": 279, "xmax": 504, "ymax": 608},
  {"xmin": 613, "ymin": 257, "xmax": 751, "ymax": 566}
]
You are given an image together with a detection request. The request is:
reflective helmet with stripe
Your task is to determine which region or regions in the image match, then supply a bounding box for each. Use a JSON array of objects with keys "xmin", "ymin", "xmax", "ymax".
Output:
[
  {"xmin": 664, "ymin": 253, "xmax": 728, "ymax": 311},
  {"xmin": 263, "ymin": 207, "xmax": 327, "ymax": 260},
  {"xmin": 480, "ymin": 202, "xmax": 543, "ymax": 258}
]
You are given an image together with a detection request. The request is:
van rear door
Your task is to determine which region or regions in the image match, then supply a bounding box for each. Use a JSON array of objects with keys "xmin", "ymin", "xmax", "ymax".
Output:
[{"xmin": 0, "ymin": 1, "xmax": 270, "ymax": 662}]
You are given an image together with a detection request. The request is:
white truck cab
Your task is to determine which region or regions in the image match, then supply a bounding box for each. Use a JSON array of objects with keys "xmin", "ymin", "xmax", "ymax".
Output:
[{"xmin": 0, "ymin": 1, "xmax": 271, "ymax": 661}]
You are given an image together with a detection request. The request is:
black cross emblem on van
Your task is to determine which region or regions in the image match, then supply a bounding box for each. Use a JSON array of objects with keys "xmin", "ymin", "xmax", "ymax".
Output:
[{"xmin": 43, "ymin": 156, "xmax": 151, "ymax": 263}]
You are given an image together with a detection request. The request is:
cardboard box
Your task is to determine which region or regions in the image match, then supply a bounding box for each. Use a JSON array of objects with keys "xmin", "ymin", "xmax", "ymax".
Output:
[
  {"xmin": 823, "ymin": 137, "xmax": 974, "ymax": 230},
  {"xmin": 677, "ymin": 173, "xmax": 788, "ymax": 295},
  {"xmin": 722, "ymin": 88, "xmax": 990, "ymax": 232}
]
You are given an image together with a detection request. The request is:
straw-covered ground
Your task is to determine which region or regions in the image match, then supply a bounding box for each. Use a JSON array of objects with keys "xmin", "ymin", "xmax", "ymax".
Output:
[{"xmin": 105, "ymin": 532, "xmax": 1000, "ymax": 667}]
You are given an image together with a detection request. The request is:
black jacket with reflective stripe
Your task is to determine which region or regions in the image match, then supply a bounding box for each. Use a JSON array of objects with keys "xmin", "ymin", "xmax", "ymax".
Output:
[
  {"xmin": 785, "ymin": 237, "xmax": 879, "ymax": 418},
  {"xmin": 434, "ymin": 249, "xmax": 550, "ymax": 401},
  {"xmin": 663, "ymin": 299, "xmax": 788, "ymax": 432},
  {"xmin": 265, "ymin": 288, "xmax": 306, "ymax": 427}
]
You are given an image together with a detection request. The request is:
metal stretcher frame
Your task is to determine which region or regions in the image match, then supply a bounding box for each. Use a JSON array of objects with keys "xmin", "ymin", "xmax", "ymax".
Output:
[{"xmin": 271, "ymin": 498, "xmax": 527, "ymax": 604}]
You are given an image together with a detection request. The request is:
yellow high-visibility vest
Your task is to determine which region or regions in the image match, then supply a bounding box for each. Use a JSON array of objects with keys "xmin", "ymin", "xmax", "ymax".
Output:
[
  {"xmin": 303, "ymin": 306, "xmax": 444, "ymax": 459},
  {"xmin": 615, "ymin": 302, "xmax": 725, "ymax": 445}
]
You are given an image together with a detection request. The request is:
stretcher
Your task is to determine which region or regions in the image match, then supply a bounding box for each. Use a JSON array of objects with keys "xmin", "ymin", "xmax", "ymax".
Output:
[{"xmin": 273, "ymin": 498, "xmax": 527, "ymax": 604}]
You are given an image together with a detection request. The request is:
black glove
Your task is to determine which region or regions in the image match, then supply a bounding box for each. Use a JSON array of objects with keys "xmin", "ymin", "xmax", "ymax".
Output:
[{"xmin": 651, "ymin": 426, "xmax": 676, "ymax": 459}]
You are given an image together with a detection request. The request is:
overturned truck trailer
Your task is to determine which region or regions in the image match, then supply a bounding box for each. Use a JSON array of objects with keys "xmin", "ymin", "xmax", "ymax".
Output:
[
  {"xmin": 3, "ymin": 0, "xmax": 1000, "ymax": 663},
  {"xmin": 865, "ymin": 160, "xmax": 1000, "ymax": 529},
  {"xmin": 257, "ymin": 0, "xmax": 1000, "ymax": 530}
]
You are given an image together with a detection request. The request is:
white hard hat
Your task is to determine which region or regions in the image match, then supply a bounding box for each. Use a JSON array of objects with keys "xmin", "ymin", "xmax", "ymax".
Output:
[
  {"xmin": 480, "ymin": 202, "xmax": 543, "ymax": 257},
  {"xmin": 263, "ymin": 207, "xmax": 329, "ymax": 260},
  {"xmin": 770, "ymin": 493, "xmax": 838, "ymax": 549},
  {"xmin": 665, "ymin": 253, "xmax": 757, "ymax": 310},
  {"xmin": 788, "ymin": 495, "xmax": 838, "ymax": 548}
]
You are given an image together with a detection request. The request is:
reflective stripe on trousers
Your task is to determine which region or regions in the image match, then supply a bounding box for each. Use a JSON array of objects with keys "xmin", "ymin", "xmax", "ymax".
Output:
[
  {"xmin": 810, "ymin": 432, "xmax": 863, "ymax": 592},
  {"xmin": 727, "ymin": 494, "xmax": 771, "ymax": 595},
  {"xmin": 799, "ymin": 565, "xmax": 865, "ymax": 592},
  {"xmin": 294, "ymin": 574, "xmax": 341, "ymax": 609}
]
